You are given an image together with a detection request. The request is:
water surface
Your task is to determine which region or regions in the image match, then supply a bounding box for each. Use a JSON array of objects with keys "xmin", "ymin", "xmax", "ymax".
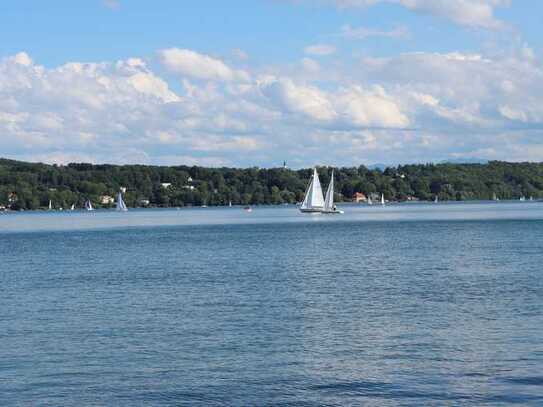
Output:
[{"xmin": 1, "ymin": 202, "xmax": 543, "ymax": 405}]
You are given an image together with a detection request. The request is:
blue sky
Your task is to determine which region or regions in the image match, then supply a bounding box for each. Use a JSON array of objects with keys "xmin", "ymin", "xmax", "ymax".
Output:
[{"xmin": 0, "ymin": 0, "xmax": 542, "ymax": 167}]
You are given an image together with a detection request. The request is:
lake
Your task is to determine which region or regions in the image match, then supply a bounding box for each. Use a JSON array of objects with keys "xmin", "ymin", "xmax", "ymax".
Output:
[{"xmin": 1, "ymin": 202, "xmax": 543, "ymax": 405}]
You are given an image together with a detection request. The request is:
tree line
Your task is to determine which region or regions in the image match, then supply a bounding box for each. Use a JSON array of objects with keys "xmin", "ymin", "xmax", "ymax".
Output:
[{"xmin": 1, "ymin": 158, "xmax": 543, "ymax": 210}]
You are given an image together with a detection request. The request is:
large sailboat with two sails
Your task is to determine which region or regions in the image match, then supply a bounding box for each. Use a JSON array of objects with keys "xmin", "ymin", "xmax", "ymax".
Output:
[{"xmin": 299, "ymin": 168, "xmax": 343, "ymax": 214}]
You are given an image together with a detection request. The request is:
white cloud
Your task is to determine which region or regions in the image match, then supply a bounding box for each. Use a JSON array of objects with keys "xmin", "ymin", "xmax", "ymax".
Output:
[
  {"xmin": 260, "ymin": 78, "xmax": 337, "ymax": 121},
  {"xmin": 2, "ymin": 43, "xmax": 543, "ymax": 167},
  {"xmin": 158, "ymin": 48, "xmax": 249, "ymax": 82},
  {"xmin": 11, "ymin": 52, "xmax": 33, "ymax": 66},
  {"xmin": 306, "ymin": 0, "xmax": 510, "ymax": 29},
  {"xmin": 335, "ymin": 85, "xmax": 410, "ymax": 128},
  {"xmin": 304, "ymin": 44, "xmax": 336, "ymax": 56}
]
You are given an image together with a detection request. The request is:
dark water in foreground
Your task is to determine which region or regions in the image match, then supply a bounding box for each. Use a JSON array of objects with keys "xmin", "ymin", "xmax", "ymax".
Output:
[{"xmin": 1, "ymin": 203, "xmax": 543, "ymax": 406}]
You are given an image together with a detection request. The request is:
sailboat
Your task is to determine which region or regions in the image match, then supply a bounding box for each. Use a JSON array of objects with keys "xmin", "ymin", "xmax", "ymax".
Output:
[
  {"xmin": 85, "ymin": 199, "xmax": 94, "ymax": 211},
  {"xmin": 322, "ymin": 170, "xmax": 344, "ymax": 214},
  {"xmin": 48, "ymin": 200, "xmax": 53, "ymax": 210},
  {"xmin": 300, "ymin": 168, "xmax": 325, "ymax": 213},
  {"xmin": 70, "ymin": 203, "xmax": 75, "ymax": 211},
  {"xmin": 434, "ymin": 195, "xmax": 439, "ymax": 204},
  {"xmin": 367, "ymin": 196, "xmax": 373, "ymax": 205},
  {"xmin": 381, "ymin": 193, "xmax": 385, "ymax": 206},
  {"xmin": 116, "ymin": 191, "xmax": 128, "ymax": 211}
]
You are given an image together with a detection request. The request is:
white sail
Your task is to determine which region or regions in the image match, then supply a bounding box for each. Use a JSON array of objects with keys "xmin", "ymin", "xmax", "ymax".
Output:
[
  {"xmin": 381, "ymin": 193, "xmax": 385, "ymax": 205},
  {"xmin": 70, "ymin": 203, "xmax": 75, "ymax": 211},
  {"xmin": 323, "ymin": 171, "xmax": 335, "ymax": 212},
  {"xmin": 85, "ymin": 200, "xmax": 94, "ymax": 211},
  {"xmin": 116, "ymin": 192, "xmax": 128, "ymax": 211},
  {"xmin": 367, "ymin": 196, "xmax": 372, "ymax": 205},
  {"xmin": 300, "ymin": 168, "xmax": 325, "ymax": 212},
  {"xmin": 434, "ymin": 195, "xmax": 438, "ymax": 203},
  {"xmin": 48, "ymin": 200, "xmax": 52, "ymax": 210}
]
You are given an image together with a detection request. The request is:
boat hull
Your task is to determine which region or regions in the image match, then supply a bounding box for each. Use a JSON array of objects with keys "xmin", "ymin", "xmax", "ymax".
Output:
[
  {"xmin": 299, "ymin": 208, "xmax": 323, "ymax": 213},
  {"xmin": 321, "ymin": 210, "xmax": 344, "ymax": 214}
]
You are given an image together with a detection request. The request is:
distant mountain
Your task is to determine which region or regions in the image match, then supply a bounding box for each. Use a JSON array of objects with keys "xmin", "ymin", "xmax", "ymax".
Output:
[
  {"xmin": 366, "ymin": 158, "xmax": 488, "ymax": 170},
  {"xmin": 439, "ymin": 157, "xmax": 489, "ymax": 165}
]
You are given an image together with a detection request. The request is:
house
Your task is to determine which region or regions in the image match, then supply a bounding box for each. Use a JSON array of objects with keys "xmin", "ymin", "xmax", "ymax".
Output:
[
  {"xmin": 160, "ymin": 183, "xmax": 172, "ymax": 189},
  {"xmin": 100, "ymin": 195, "xmax": 115, "ymax": 205},
  {"xmin": 139, "ymin": 199, "xmax": 150, "ymax": 206},
  {"xmin": 353, "ymin": 192, "xmax": 367, "ymax": 203}
]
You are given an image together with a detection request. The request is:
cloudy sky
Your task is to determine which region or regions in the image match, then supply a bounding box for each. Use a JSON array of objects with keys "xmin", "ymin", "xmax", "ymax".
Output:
[{"xmin": 0, "ymin": 0, "xmax": 541, "ymax": 167}]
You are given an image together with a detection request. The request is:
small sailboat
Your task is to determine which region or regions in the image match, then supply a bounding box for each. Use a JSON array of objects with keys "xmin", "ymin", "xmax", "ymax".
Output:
[
  {"xmin": 367, "ymin": 196, "xmax": 373, "ymax": 205},
  {"xmin": 530, "ymin": 196, "xmax": 534, "ymax": 201},
  {"xmin": 520, "ymin": 196, "xmax": 526, "ymax": 201},
  {"xmin": 434, "ymin": 195, "xmax": 439, "ymax": 204},
  {"xmin": 381, "ymin": 193, "xmax": 385, "ymax": 206},
  {"xmin": 70, "ymin": 203, "xmax": 75, "ymax": 211},
  {"xmin": 300, "ymin": 168, "xmax": 325, "ymax": 213},
  {"xmin": 116, "ymin": 191, "xmax": 128, "ymax": 211},
  {"xmin": 322, "ymin": 170, "xmax": 343, "ymax": 214},
  {"xmin": 85, "ymin": 199, "xmax": 94, "ymax": 211},
  {"xmin": 48, "ymin": 200, "xmax": 53, "ymax": 210},
  {"xmin": 229, "ymin": 200, "xmax": 232, "ymax": 207},
  {"xmin": 244, "ymin": 206, "xmax": 252, "ymax": 212}
]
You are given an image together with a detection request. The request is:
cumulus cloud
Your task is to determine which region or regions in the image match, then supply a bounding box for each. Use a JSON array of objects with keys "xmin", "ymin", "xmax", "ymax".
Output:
[
  {"xmin": 158, "ymin": 48, "xmax": 250, "ymax": 82},
  {"xmin": 1, "ymin": 42, "xmax": 543, "ymax": 166}
]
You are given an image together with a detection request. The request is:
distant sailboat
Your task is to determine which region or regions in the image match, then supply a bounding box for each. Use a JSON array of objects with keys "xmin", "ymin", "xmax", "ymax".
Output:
[
  {"xmin": 85, "ymin": 199, "xmax": 94, "ymax": 211},
  {"xmin": 530, "ymin": 196, "xmax": 534, "ymax": 201},
  {"xmin": 381, "ymin": 193, "xmax": 385, "ymax": 206},
  {"xmin": 48, "ymin": 200, "xmax": 52, "ymax": 210},
  {"xmin": 116, "ymin": 191, "xmax": 128, "ymax": 211},
  {"xmin": 520, "ymin": 196, "xmax": 526, "ymax": 201},
  {"xmin": 493, "ymin": 193, "xmax": 499, "ymax": 201},
  {"xmin": 300, "ymin": 168, "xmax": 325, "ymax": 213},
  {"xmin": 434, "ymin": 195, "xmax": 439, "ymax": 204},
  {"xmin": 70, "ymin": 203, "xmax": 75, "ymax": 211},
  {"xmin": 322, "ymin": 170, "xmax": 344, "ymax": 214},
  {"xmin": 229, "ymin": 200, "xmax": 232, "ymax": 207},
  {"xmin": 367, "ymin": 196, "xmax": 373, "ymax": 205}
]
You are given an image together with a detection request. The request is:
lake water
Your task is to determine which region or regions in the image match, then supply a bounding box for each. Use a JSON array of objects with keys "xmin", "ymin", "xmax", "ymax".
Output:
[{"xmin": 1, "ymin": 202, "xmax": 543, "ymax": 406}]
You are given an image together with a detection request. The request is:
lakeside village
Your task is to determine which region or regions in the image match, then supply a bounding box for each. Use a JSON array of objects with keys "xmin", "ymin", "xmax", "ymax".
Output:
[
  {"xmin": 1, "ymin": 159, "xmax": 542, "ymax": 212},
  {"xmin": 1, "ymin": 183, "xmax": 402, "ymax": 212},
  {"xmin": 0, "ymin": 174, "xmax": 533, "ymax": 213}
]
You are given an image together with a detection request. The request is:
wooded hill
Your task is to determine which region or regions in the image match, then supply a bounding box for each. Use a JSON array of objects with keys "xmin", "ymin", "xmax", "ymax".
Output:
[{"xmin": 1, "ymin": 158, "xmax": 542, "ymax": 210}]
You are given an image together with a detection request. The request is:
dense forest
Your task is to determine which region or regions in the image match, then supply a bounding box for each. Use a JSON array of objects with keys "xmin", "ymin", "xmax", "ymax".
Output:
[{"xmin": 1, "ymin": 158, "xmax": 543, "ymax": 210}]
